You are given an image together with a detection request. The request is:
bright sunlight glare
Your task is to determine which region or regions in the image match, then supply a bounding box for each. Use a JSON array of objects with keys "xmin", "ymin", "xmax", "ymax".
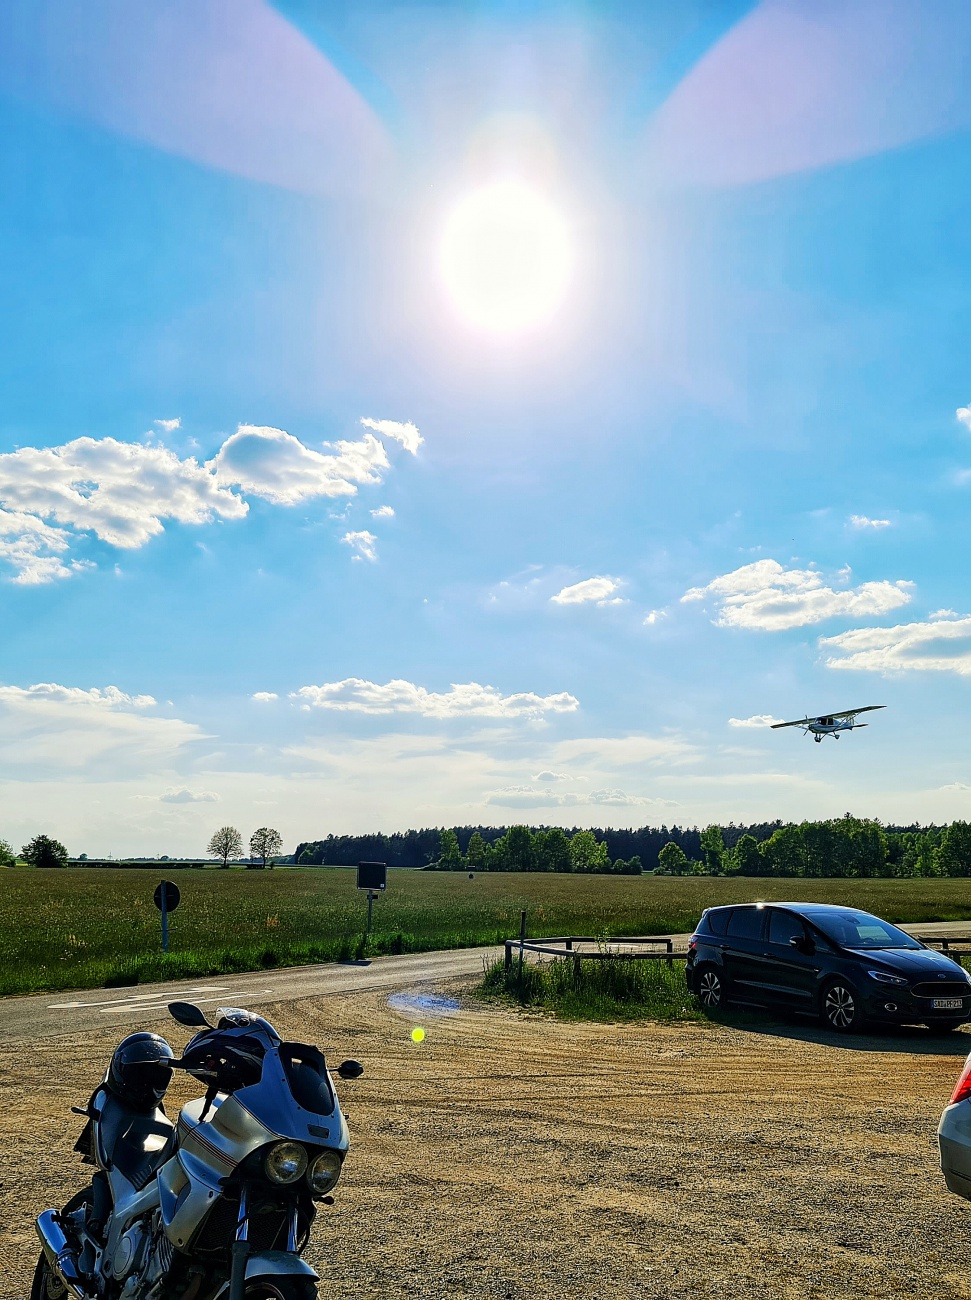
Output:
[{"xmin": 438, "ymin": 180, "xmax": 573, "ymax": 334}]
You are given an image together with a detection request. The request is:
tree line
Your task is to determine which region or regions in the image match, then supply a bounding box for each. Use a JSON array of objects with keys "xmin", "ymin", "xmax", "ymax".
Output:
[
  {"xmin": 294, "ymin": 823, "xmax": 784, "ymax": 871},
  {"xmin": 296, "ymin": 816, "xmax": 971, "ymax": 878}
]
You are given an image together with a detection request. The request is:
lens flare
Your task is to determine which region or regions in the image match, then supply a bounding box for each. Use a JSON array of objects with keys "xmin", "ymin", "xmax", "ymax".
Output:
[
  {"xmin": 439, "ymin": 180, "xmax": 573, "ymax": 334},
  {"xmin": 411, "ymin": 1026, "xmax": 426, "ymax": 1043}
]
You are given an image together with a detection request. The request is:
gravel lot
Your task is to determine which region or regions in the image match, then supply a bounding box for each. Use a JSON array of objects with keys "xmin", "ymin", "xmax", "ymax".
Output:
[{"xmin": 2, "ymin": 981, "xmax": 971, "ymax": 1299}]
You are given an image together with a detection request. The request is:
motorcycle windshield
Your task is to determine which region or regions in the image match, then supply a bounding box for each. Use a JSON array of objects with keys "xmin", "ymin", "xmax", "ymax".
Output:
[{"xmin": 232, "ymin": 1041, "xmax": 339, "ymax": 1137}]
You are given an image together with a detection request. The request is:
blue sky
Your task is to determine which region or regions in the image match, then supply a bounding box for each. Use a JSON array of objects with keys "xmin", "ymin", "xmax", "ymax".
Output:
[{"xmin": 3, "ymin": 0, "xmax": 971, "ymax": 856}]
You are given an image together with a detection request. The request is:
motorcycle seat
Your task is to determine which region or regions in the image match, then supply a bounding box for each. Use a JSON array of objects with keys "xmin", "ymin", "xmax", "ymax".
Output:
[{"xmin": 96, "ymin": 1090, "xmax": 177, "ymax": 1191}]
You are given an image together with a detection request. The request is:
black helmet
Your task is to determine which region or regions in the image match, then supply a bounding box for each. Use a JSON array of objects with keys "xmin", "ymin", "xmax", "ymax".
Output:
[{"xmin": 107, "ymin": 1032, "xmax": 174, "ymax": 1112}]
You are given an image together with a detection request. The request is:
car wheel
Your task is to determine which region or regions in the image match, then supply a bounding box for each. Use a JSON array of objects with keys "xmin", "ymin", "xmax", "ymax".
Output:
[
  {"xmin": 821, "ymin": 979, "xmax": 864, "ymax": 1032},
  {"xmin": 695, "ymin": 964, "xmax": 725, "ymax": 1011}
]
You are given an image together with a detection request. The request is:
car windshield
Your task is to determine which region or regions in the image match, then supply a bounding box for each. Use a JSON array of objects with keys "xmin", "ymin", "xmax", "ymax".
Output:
[{"xmin": 802, "ymin": 909, "xmax": 921, "ymax": 950}]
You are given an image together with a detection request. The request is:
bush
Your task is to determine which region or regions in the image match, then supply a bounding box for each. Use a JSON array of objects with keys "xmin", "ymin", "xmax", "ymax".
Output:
[{"xmin": 479, "ymin": 955, "xmax": 702, "ymax": 1022}]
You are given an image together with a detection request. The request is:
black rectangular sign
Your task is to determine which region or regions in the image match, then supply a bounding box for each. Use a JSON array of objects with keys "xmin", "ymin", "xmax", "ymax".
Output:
[{"xmin": 357, "ymin": 861, "xmax": 387, "ymax": 891}]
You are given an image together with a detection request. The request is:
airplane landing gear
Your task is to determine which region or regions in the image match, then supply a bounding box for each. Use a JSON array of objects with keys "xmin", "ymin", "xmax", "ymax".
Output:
[{"xmin": 814, "ymin": 734, "xmax": 822, "ymax": 743}]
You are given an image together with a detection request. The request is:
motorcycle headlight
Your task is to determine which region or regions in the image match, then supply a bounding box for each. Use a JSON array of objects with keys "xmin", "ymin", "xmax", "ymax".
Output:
[
  {"xmin": 264, "ymin": 1142, "xmax": 308, "ymax": 1185},
  {"xmin": 308, "ymin": 1149, "xmax": 343, "ymax": 1198},
  {"xmin": 867, "ymin": 969, "xmax": 908, "ymax": 986}
]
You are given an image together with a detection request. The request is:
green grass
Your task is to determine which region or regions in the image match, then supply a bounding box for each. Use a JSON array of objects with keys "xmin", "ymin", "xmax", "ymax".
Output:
[
  {"xmin": 479, "ymin": 954, "xmax": 703, "ymax": 1022},
  {"xmin": 1, "ymin": 868, "xmax": 970, "ymax": 997}
]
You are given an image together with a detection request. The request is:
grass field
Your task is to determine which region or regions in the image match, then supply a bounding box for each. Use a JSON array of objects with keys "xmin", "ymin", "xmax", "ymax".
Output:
[{"xmin": 2, "ymin": 867, "xmax": 971, "ymax": 997}]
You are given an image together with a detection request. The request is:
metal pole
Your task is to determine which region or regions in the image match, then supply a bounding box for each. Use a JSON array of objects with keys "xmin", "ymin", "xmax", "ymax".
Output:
[
  {"xmin": 518, "ymin": 909, "xmax": 526, "ymax": 976},
  {"xmin": 161, "ymin": 889, "xmax": 169, "ymax": 953},
  {"xmin": 366, "ymin": 890, "xmax": 374, "ymax": 937}
]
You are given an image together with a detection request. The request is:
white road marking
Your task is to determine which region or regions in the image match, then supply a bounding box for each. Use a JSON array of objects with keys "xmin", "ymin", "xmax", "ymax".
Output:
[
  {"xmin": 48, "ymin": 985, "xmax": 232, "ymax": 1010},
  {"xmin": 100, "ymin": 990, "xmax": 275, "ymax": 1014}
]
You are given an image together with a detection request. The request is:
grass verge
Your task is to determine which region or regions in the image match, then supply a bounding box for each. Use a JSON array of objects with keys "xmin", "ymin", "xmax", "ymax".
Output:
[{"xmin": 478, "ymin": 955, "xmax": 704, "ymax": 1022}]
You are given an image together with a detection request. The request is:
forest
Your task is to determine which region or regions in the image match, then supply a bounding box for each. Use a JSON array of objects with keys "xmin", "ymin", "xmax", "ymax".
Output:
[{"xmin": 294, "ymin": 816, "xmax": 971, "ymax": 879}]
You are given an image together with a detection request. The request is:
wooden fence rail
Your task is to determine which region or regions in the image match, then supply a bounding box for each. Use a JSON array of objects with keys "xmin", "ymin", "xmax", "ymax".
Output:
[{"xmin": 503, "ymin": 934, "xmax": 686, "ymax": 972}]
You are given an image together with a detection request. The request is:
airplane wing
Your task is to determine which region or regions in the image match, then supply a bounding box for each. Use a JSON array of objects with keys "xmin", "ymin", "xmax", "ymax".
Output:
[
  {"xmin": 770, "ymin": 717, "xmax": 814, "ymax": 729},
  {"xmin": 827, "ymin": 705, "xmax": 886, "ymax": 721}
]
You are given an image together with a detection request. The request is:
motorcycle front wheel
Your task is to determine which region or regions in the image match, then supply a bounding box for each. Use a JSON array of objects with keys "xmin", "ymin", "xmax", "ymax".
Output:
[{"xmin": 30, "ymin": 1187, "xmax": 94, "ymax": 1300}]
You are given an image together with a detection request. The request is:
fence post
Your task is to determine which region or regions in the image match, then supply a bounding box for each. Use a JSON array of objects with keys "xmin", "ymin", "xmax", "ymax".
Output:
[
  {"xmin": 519, "ymin": 909, "xmax": 527, "ymax": 975},
  {"xmin": 666, "ymin": 937, "xmax": 673, "ymax": 967},
  {"xmin": 504, "ymin": 941, "xmax": 512, "ymax": 971}
]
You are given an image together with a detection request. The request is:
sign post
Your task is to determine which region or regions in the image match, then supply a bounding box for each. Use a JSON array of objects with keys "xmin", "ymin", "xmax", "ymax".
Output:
[
  {"xmin": 356, "ymin": 861, "xmax": 387, "ymax": 937},
  {"xmin": 153, "ymin": 879, "xmax": 181, "ymax": 953}
]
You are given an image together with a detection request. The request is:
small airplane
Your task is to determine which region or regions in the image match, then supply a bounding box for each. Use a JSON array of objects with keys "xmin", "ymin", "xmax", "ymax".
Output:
[{"xmin": 771, "ymin": 705, "xmax": 886, "ymax": 743}]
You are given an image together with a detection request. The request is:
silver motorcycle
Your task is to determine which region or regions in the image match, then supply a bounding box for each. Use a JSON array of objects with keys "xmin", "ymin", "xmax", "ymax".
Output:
[{"xmin": 32, "ymin": 1001, "xmax": 363, "ymax": 1300}]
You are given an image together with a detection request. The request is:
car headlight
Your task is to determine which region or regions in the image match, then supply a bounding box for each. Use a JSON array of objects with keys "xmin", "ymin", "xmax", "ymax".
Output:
[
  {"xmin": 867, "ymin": 969, "xmax": 908, "ymax": 986},
  {"xmin": 307, "ymin": 1149, "xmax": 343, "ymax": 1198},
  {"xmin": 264, "ymin": 1142, "xmax": 309, "ymax": 1185}
]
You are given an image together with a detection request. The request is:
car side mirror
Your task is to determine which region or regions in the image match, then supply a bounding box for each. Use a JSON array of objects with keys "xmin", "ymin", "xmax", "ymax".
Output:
[
  {"xmin": 789, "ymin": 936, "xmax": 814, "ymax": 955},
  {"xmin": 337, "ymin": 1059, "xmax": 364, "ymax": 1080}
]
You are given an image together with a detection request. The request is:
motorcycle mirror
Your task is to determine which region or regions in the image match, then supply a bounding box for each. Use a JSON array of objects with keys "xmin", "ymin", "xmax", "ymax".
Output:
[
  {"xmin": 168, "ymin": 1001, "xmax": 214, "ymax": 1028},
  {"xmin": 337, "ymin": 1059, "xmax": 364, "ymax": 1080}
]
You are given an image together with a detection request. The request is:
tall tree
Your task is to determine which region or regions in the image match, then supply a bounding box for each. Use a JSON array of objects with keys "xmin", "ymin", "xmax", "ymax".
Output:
[
  {"xmin": 249, "ymin": 827, "xmax": 283, "ymax": 869},
  {"xmin": 22, "ymin": 834, "xmax": 69, "ymax": 869},
  {"xmin": 466, "ymin": 831, "xmax": 487, "ymax": 872},
  {"xmin": 437, "ymin": 828, "xmax": 464, "ymax": 871},
  {"xmin": 207, "ymin": 826, "xmax": 243, "ymax": 868},
  {"xmin": 0, "ymin": 839, "xmax": 14, "ymax": 867},
  {"xmin": 569, "ymin": 830, "xmax": 608, "ymax": 873},
  {"xmin": 657, "ymin": 841, "xmax": 689, "ymax": 875},
  {"xmin": 699, "ymin": 825, "xmax": 725, "ymax": 875},
  {"xmin": 938, "ymin": 822, "xmax": 971, "ymax": 877},
  {"xmin": 534, "ymin": 827, "xmax": 571, "ymax": 873}
]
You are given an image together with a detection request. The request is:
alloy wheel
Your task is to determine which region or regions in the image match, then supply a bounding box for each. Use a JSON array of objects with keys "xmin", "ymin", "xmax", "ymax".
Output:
[
  {"xmin": 824, "ymin": 984, "xmax": 856, "ymax": 1029},
  {"xmin": 698, "ymin": 969, "xmax": 723, "ymax": 1009}
]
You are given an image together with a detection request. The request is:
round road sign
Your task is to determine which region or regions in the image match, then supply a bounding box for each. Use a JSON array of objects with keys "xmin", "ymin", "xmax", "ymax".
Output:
[{"xmin": 153, "ymin": 880, "xmax": 181, "ymax": 912}]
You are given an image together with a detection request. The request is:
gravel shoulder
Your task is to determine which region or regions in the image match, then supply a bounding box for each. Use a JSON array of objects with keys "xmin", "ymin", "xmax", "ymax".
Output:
[{"xmin": 2, "ymin": 980, "xmax": 971, "ymax": 1299}]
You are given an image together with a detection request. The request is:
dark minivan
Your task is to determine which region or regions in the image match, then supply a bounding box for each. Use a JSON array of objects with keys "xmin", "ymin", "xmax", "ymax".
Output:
[{"xmin": 685, "ymin": 902, "xmax": 971, "ymax": 1032}]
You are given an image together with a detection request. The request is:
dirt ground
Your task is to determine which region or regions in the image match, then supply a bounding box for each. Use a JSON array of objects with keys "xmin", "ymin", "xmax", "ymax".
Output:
[{"xmin": 3, "ymin": 981, "xmax": 971, "ymax": 1300}]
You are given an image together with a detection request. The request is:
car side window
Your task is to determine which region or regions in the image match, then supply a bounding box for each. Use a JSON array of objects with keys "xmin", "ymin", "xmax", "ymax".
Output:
[
  {"xmin": 704, "ymin": 909, "xmax": 729, "ymax": 936},
  {"xmin": 768, "ymin": 910, "xmax": 805, "ymax": 947},
  {"xmin": 726, "ymin": 908, "xmax": 764, "ymax": 941}
]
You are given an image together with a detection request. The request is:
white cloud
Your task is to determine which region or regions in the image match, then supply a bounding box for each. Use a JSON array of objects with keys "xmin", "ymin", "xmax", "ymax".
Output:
[
  {"xmin": 370, "ymin": 505, "xmax": 395, "ymax": 519},
  {"xmin": 728, "ymin": 714, "xmax": 786, "ymax": 728},
  {"xmin": 682, "ymin": 560, "xmax": 913, "ymax": 631},
  {"xmin": 341, "ymin": 529, "xmax": 378, "ymax": 562},
  {"xmin": 931, "ymin": 609, "xmax": 959, "ymax": 620},
  {"xmin": 359, "ymin": 418, "xmax": 423, "ymax": 455},
  {"xmin": 159, "ymin": 787, "xmax": 219, "ymax": 804},
  {"xmin": 251, "ymin": 692, "xmax": 279, "ymax": 702},
  {"xmin": 0, "ymin": 420, "xmax": 422, "ymax": 582},
  {"xmin": 533, "ymin": 770, "xmax": 570, "ymax": 782},
  {"xmin": 290, "ymin": 678, "xmax": 580, "ymax": 719},
  {"xmin": 0, "ymin": 437, "xmax": 247, "ymax": 553},
  {"xmin": 485, "ymin": 785, "xmax": 672, "ymax": 809},
  {"xmin": 551, "ymin": 576, "xmax": 623, "ymax": 606},
  {"xmin": 154, "ymin": 418, "xmax": 181, "ymax": 433},
  {"xmin": 957, "ymin": 405, "xmax": 971, "ymax": 431},
  {"xmin": 643, "ymin": 609, "xmax": 666, "ymax": 625},
  {"xmin": 0, "ymin": 682, "xmax": 203, "ymax": 773},
  {"xmin": 212, "ymin": 426, "xmax": 390, "ymax": 506},
  {"xmin": 821, "ymin": 615, "xmax": 971, "ymax": 675},
  {"xmin": 849, "ymin": 515, "xmax": 892, "ymax": 529}
]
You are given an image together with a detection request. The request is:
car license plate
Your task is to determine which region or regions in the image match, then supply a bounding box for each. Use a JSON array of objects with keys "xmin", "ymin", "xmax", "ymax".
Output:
[{"xmin": 933, "ymin": 998, "xmax": 964, "ymax": 1010}]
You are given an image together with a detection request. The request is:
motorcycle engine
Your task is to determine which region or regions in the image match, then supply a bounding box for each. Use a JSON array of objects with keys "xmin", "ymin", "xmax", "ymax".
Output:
[{"xmin": 111, "ymin": 1223, "xmax": 147, "ymax": 1280}]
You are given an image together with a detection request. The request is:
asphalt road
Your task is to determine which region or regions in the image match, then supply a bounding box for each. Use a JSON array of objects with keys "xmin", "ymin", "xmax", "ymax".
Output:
[
  {"xmin": 0, "ymin": 946, "xmax": 503, "ymax": 1042},
  {"xmin": 2, "ymin": 919, "xmax": 969, "ymax": 1044}
]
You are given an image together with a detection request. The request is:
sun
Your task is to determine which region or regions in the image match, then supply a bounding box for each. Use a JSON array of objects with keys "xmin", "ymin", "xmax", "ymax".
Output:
[{"xmin": 438, "ymin": 180, "xmax": 573, "ymax": 334}]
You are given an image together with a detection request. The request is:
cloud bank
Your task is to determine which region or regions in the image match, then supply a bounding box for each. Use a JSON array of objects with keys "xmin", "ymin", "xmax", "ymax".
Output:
[
  {"xmin": 0, "ymin": 418, "xmax": 419, "ymax": 583},
  {"xmin": 682, "ymin": 560, "xmax": 912, "ymax": 630},
  {"xmin": 822, "ymin": 614, "xmax": 971, "ymax": 675},
  {"xmin": 728, "ymin": 714, "xmax": 785, "ymax": 728},
  {"xmin": 290, "ymin": 678, "xmax": 580, "ymax": 719}
]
